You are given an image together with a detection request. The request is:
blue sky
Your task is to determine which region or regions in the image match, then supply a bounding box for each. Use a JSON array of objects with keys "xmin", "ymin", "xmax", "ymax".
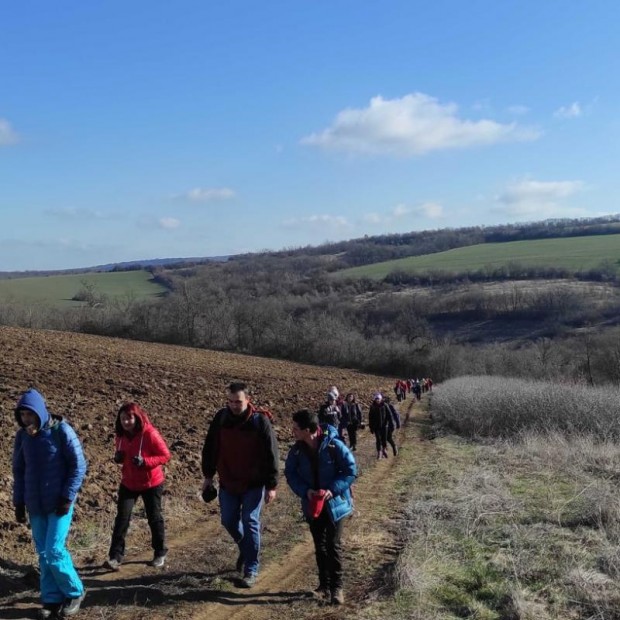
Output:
[{"xmin": 1, "ymin": 1, "xmax": 619, "ymax": 270}]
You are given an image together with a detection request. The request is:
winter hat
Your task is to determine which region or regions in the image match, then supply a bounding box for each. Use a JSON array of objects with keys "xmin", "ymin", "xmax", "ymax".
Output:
[
  {"xmin": 309, "ymin": 489, "xmax": 326, "ymax": 519},
  {"xmin": 372, "ymin": 392, "xmax": 383, "ymax": 401}
]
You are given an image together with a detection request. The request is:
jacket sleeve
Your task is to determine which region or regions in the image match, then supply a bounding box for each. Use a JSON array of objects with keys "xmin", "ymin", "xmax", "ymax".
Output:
[
  {"xmin": 12, "ymin": 431, "xmax": 26, "ymax": 506},
  {"xmin": 284, "ymin": 446, "xmax": 310, "ymax": 499},
  {"xmin": 60, "ymin": 423, "xmax": 88, "ymax": 502},
  {"xmin": 328, "ymin": 440, "xmax": 357, "ymax": 497},
  {"xmin": 201, "ymin": 410, "xmax": 223, "ymax": 478},
  {"xmin": 259, "ymin": 415, "xmax": 279, "ymax": 490},
  {"xmin": 143, "ymin": 426, "xmax": 171, "ymax": 468}
]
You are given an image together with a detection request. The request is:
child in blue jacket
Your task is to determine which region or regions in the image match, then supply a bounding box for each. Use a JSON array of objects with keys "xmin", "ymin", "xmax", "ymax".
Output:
[
  {"xmin": 12, "ymin": 388, "xmax": 88, "ymax": 619},
  {"xmin": 285, "ymin": 409, "xmax": 356, "ymax": 606}
]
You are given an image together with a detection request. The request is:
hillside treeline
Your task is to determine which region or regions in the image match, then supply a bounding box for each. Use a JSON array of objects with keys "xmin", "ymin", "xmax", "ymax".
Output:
[
  {"xmin": 261, "ymin": 214, "xmax": 620, "ymax": 269},
  {"xmin": 2, "ymin": 249, "xmax": 620, "ymax": 385}
]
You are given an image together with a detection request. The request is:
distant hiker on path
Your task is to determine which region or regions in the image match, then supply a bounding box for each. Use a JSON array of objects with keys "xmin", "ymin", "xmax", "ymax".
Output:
[
  {"xmin": 339, "ymin": 393, "xmax": 363, "ymax": 451},
  {"xmin": 384, "ymin": 396, "xmax": 400, "ymax": 456},
  {"xmin": 201, "ymin": 382, "xmax": 279, "ymax": 588},
  {"xmin": 318, "ymin": 391, "xmax": 341, "ymax": 430},
  {"xmin": 284, "ymin": 408, "xmax": 357, "ymax": 606},
  {"xmin": 368, "ymin": 392, "xmax": 397, "ymax": 459},
  {"xmin": 105, "ymin": 402, "xmax": 171, "ymax": 572},
  {"xmin": 12, "ymin": 388, "xmax": 88, "ymax": 619}
]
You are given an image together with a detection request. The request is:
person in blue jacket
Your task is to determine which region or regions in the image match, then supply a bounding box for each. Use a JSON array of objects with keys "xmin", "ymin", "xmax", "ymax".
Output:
[
  {"xmin": 12, "ymin": 388, "xmax": 88, "ymax": 619},
  {"xmin": 285, "ymin": 409, "xmax": 356, "ymax": 606}
]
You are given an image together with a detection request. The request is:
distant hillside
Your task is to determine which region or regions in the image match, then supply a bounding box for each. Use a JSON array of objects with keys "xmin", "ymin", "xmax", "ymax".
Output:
[
  {"xmin": 335, "ymin": 234, "xmax": 620, "ymax": 281},
  {"xmin": 0, "ymin": 255, "xmax": 229, "ymax": 279}
]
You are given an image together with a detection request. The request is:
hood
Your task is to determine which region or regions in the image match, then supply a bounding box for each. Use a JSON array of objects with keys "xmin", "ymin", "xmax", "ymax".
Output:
[
  {"xmin": 319, "ymin": 423, "xmax": 339, "ymax": 442},
  {"xmin": 115, "ymin": 402, "xmax": 152, "ymax": 436},
  {"xmin": 15, "ymin": 388, "xmax": 51, "ymax": 430}
]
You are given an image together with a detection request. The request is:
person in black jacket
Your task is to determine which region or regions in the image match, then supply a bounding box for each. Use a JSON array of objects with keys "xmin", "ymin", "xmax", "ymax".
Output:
[
  {"xmin": 201, "ymin": 382, "xmax": 279, "ymax": 589},
  {"xmin": 383, "ymin": 397, "xmax": 400, "ymax": 456},
  {"xmin": 368, "ymin": 392, "xmax": 395, "ymax": 459},
  {"xmin": 318, "ymin": 391, "xmax": 341, "ymax": 430},
  {"xmin": 339, "ymin": 393, "xmax": 363, "ymax": 452}
]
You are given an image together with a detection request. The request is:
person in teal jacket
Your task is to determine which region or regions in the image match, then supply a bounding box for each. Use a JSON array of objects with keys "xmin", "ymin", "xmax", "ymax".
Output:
[
  {"xmin": 285, "ymin": 409, "xmax": 356, "ymax": 606},
  {"xmin": 12, "ymin": 388, "xmax": 88, "ymax": 619}
]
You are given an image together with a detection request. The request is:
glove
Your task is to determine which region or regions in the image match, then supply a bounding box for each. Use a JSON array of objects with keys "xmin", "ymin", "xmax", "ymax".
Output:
[
  {"xmin": 15, "ymin": 504, "xmax": 27, "ymax": 524},
  {"xmin": 132, "ymin": 455, "xmax": 145, "ymax": 467},
  {"xmin": 55, "ymin": 499, "xmax": 72, "ymax": 516}
]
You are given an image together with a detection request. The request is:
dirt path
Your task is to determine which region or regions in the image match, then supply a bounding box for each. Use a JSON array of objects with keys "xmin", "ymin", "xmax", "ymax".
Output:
[
  {"xmin": 185, "ymin": 397, "xmax": 432, "ymax": 620},
  {"xmin": 1, "ymin": 393, "xmax": 433, "ymax": 620}
]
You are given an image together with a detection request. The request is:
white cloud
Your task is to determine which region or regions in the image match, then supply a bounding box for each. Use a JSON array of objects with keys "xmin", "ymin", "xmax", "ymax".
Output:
[
  {"xmin": 0, "ymin": 118, "xmax": 19, "ymax": 145},
  {"xmin": 176, "ymin": 187, "xmax": 236, "ymax": 203},
  {"xmin": 495, "ymin": 179, "xmax": 585, "ymax": 217},
  {"xmin": 301, "ymin": 93, "xmax": 540, "ymax": 156},
  {"xmin": 554, "ymin": 102, "xmax": 582, "ymax": 119},
  {"xmin": 507, "ymin": 105, "xmax": 530, "ymax": 115},
  {"xmin": 282, "ymin": 214, "xmax": 349, "ymax": 230},
  {"xmin": 366, "ymin": 201, "xmax": 444, "ymax": 224},
  {"xmin": 159, "ymin": 217, "xmax": 181, "ymax": 229},
  {"xmin": 45, "ymin": 207, "xmax": 111, "ymax": 220}
]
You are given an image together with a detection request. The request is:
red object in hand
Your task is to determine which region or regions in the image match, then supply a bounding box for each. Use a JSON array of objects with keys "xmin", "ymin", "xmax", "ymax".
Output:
[{"xmin": 309, "ymin": 490, "xmax": 327, "ymax": 519}]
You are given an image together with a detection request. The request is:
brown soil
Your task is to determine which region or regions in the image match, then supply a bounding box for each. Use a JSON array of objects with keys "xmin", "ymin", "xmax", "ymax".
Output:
[{"xmin": 0, "ymin": 326, "xmax": 430, "ymax": 619}]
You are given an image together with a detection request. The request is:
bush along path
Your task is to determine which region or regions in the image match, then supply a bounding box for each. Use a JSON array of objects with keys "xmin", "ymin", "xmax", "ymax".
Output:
[{"xmin": 0, "ymin": 396, "xmax": 431, "ymax": 620}]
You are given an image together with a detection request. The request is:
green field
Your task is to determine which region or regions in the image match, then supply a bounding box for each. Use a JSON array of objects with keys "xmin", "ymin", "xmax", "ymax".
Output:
[
  {"xmin": 0, "ymin": 270, "xmax": 168, "ymax": 307},
  {"xmin": 336, "ymin": 233, "xmax": 620, "ymax": 280}
]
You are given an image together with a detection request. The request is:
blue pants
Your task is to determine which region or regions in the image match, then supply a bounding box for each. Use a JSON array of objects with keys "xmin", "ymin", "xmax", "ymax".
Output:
[
  {"xmin": 29, "ymin": 506, "xmax": 84, "ymax": 604},
  {"xmin": 219, "ymin": 486, "xmax": 264, "ymax": 576}
]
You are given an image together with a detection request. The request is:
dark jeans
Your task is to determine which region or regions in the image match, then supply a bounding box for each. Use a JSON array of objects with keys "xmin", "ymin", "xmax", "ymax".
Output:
[
  {"xmin": 309, "ymin": 508, "xmax": 345, "ymax": 590},
  {"xmin": 109, "ymin": 483, "xmax": 167, "ymax": 560}
]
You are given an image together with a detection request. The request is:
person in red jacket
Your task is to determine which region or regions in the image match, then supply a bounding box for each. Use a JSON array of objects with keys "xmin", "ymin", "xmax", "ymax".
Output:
[{"xmin": 104, "ymin": 402, "xmax": 171, "ymax": 571}]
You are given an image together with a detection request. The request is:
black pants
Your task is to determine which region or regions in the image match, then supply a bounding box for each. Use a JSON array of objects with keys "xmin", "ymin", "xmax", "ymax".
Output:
[
  {"xmin": 386, "ymin": 429, "xmax": 397, "ymax": 455},
  {"xmin": 374, "ymin": 427, "xmax": 387, "ymax": 451},
  {"xmin": 347, "ymin": 423, "xmax": 358, "ymax": 449},
  {"xmin": 109, "ymin": 483, "xmax": 167, "ymax": 561},
  {"xmin": 309, "ymin": 509, "xmax": 345, "ymax": 590}
]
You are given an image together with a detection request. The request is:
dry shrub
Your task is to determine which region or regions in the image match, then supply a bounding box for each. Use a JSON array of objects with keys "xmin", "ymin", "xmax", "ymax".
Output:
[{"xmin": 432, "ymin": 376, "xmax": 620, "ymax": 438}]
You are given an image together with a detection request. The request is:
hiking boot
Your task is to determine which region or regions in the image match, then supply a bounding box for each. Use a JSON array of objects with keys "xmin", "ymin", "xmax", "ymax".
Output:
[
  {"xmin": 331, "ymin": 588, "xmax": 345, "ymax": 605},
  {"xmin": 235, "ymin": 551, "xmax": 244, "ymax": 572},
  {"xmin": 104, "ymin": 557, "xmax": 121, "ymax": 571},
  {"xmin": 240, "ymin": 573, "xmax": 257, "ymax": 588},
  {"xmin": 61, "ymin": 590, "xmax": 86, "ymax": 617},
  {"xmin": 149, "ymin": 554, "xmax": 167, "ymax": 568},
  {"xmin": 37, "ymin": 604, "xmax": 62, "ymax": 619},
  {"xmin": 313, "ymin": 585, "xmax": 330, "ymax": 600}
]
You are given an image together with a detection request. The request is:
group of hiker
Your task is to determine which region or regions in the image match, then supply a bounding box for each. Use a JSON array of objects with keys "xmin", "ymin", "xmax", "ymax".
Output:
[
  {"xmin": 10, "ymin": 381, "xmax": 410, "ymax": 618},
  {"xmin": 393, "ymin": 377, "xmax": 432, "ymax": 402}
]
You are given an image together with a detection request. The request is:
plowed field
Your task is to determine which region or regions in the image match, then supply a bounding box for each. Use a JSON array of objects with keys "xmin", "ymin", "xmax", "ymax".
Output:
[{"xmin": 0, "ymin": 326, "xmax": 428, "ymax": 619}]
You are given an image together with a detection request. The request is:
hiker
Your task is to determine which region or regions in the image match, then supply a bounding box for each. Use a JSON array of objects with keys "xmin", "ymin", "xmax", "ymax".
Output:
[
  {"xmin": 412, "ymin": 380, "xmax": 422, "ymax": 401},
  {"xmin": 105, "ymin": 402, "xmax": 171, "ymax": 571},
  {"xmin": 384, "ymin": 397, "xmax": 400, "ymax": 456},
  {"xmin": 368, "ymin": 392, "xmax": 395, "ymax": 459},
  {"xmin": 318, "ymin": 391, "xmax": 341, "ymax": 430},
  {"xmin": 12, "ymin": 388, "xmax": 88, "ymax": 619},
  {"xmin": 340, "ymin": 393, "xmax": 363, "ymax": 451},
  {"xmin": 201, "ymin": 382, "xmax": 279, "ymax": 588},
  {"xmin": 284, "ymin": 408, "xmax": 356, "ymax": 606}
]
